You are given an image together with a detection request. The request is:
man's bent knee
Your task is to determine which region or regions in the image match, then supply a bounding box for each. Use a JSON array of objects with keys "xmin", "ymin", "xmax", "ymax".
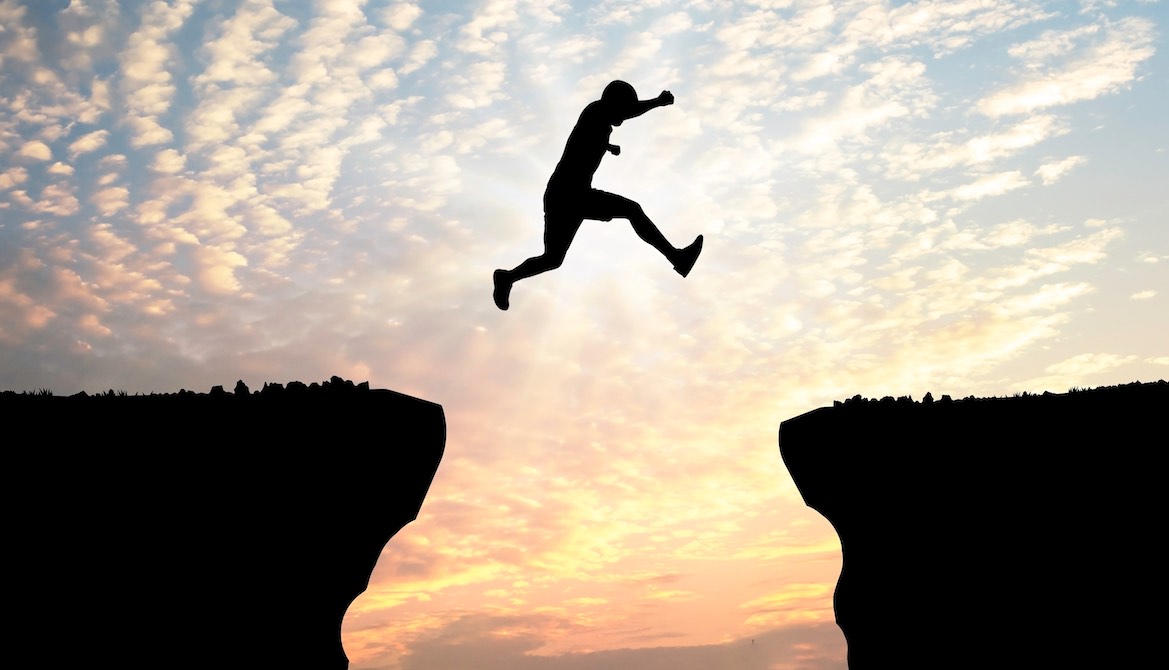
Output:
[
  {"xmin": 619, "ymin": 201, "xmax": 646, "ymax": 222},
  {"xmin": 532, "ymin": 251, "xmax": 566, "ymax": 271}
]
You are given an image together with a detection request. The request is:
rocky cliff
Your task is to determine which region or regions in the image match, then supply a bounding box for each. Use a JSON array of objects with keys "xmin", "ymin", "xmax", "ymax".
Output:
[
  {"xmin": 779, "ymin": 380, "xmax": 1167, "ymax": 669},
  {"xmin": 5, "ymin": 377, "xmax": 445, "ymax": 669}
]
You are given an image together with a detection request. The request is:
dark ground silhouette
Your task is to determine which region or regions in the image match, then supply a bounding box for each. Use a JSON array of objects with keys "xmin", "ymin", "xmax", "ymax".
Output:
[
  {"xmin": 494, "ymin": 80, "xmax": 702, "ymax": 310},
  {"xmin": 779, "ymin": 380, "xmax": 1167, "ymax": 669},
  {"xmin": 13, "ymin": 374, "xmax": 1163, "ymax": 669},
  {"xmin": 4, "ymin": 377, "xmax": 445, "ymax": 670}
]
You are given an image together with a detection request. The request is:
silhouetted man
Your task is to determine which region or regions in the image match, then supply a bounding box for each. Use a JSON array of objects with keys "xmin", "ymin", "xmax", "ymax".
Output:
[{"xmin": 493, "ymin": 80, "xmax": 703, "ymax": 310}]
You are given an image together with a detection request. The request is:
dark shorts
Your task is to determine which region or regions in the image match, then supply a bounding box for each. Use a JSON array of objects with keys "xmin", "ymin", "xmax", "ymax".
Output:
[
  {"xmin": 539, "ymin": 179, "xmax": 642, "ymax": 256},
  {"xmin": 543, "ymin": 185, "xmax": 635, "ymax": 224}
]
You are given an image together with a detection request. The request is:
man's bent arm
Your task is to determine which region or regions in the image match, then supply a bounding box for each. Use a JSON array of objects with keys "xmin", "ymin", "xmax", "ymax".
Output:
[{"xmin": 621, "ymin": 91, "xmax": 674, "ymax": 121}]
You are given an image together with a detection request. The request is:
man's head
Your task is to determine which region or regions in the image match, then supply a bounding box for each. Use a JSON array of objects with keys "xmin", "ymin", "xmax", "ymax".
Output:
[{"xmin": 601, "ymin": 80, "xmax": 637, "ymax": 126}]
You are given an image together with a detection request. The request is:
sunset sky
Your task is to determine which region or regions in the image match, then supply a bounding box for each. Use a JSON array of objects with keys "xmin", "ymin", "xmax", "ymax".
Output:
[{"xmin": 2, "ymin": 0, "xmax": 1166, "ymax": 668}]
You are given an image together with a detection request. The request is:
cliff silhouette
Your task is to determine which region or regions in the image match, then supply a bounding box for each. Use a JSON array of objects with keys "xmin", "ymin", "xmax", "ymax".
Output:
[
  {"xmin": 4, "ymin": 376, "xmax": 445, "ymax": 670},
  {"xmin": 779, "ymin": 380, "xmax": 1167, "ymax": 669}
]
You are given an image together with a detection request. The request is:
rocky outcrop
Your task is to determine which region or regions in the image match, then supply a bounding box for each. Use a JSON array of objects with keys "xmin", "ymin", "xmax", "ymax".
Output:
[
  {"xmin": 6, "ymin": 378, "xmax": 445, "ymax": 669},
  {"xmin": 779, "ymin": 380, "xmax": 1167, "ymax": 669}
]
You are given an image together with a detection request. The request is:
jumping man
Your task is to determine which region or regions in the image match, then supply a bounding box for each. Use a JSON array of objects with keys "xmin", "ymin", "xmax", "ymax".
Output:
[{"xmin": 493, "ymin": 80, "xmax": 703, "ymax": 310}]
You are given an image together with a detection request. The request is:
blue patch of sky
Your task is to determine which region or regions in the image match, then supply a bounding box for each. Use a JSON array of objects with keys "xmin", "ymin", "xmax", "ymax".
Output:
[
  {"xmin": 1079, "ymin": 46, "xmax": 1167, "ymax": 178},
  {"xmin": 271, "ymin": 0, "xmax": 315, "ymax": 26},
  {"xmin": 21, "ymin": 1, "xmax": 79, "ymax": 70},
  {"xmin": 22, "ymin": 0, "xmax": 70, "ymax": 23},
  {"xmin": 173, "ymin": 2, "xmax": 226, "ymax": 113}
]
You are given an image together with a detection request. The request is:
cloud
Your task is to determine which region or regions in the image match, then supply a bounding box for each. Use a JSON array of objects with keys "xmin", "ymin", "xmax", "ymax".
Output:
[
  {"xmin": 399, "ymin": 39, "xmax": 437, "ymax": 75},
  {"xmin": 367, "ymin": 67, "xmax": 399, "ymax": 90},
  {"xmin": 191, "ymin": 0, "xmax": 296, "ymax": 89},
  {"xmin": 77, "ymin": 312, "xmax": 111, "ymax": 337},
  {"xmin": 346, "ymin": 612, "xmax": 844, "ymax": 670},
  {"xmin": 934, "ymin": 219, "xmax": 1066, "ymax": 252},
  {"xmin": 150, "ymin": 148, "xmax": 186, "ymax": 173},
  {"xmin": 348, "ymin": 33, "xmax": 407, "ymax": 70},
  {"xmin": 446, "ymin": 60, "xmax": 507, "ymax": 109},
  {"xmin": 1017, "ymin": 351, "xmax": 1143, "ymax": 392},
  {"xmin": 950, "ymin": 170, "xmax": 1029, "ymax": 201},
  {"xmin": 1035, "ymin": 155, "xmax": 1087, "ymax": 184},
  {"xmin": 0, "ymin": 0, "xmax": 40, "ymax": 64},
  {"xmin": 0, "ymin": 166, "xmax": 28, "ymax": 189},
  {"xmin": 118, "ymin": 0, "xmax": 195, "ymax": 145},
  {"xmin": 1006, "ymin": 23, "xmax": 1101, "ymax": 66},
  {"xmin": 91, "ymin": 186, "xmax": 129, "ymax": 216},
  {"xmin": 779, "ymin": 57, "xmax": 935, "ymax": 157},
  {"xmin": 978, "ymin": 16, "xmax": 1156, "ymax": 117},
  {"xmin": 457, "ymin": 0, "xmax": 519, "ymax": 55},
  {"xmin": 68, "ymin": 129, "xmax": 110, "ymax": 157},
  {"xmin": 0, "ymin": 272, "xmax": 56, "ymax": 343},
  {"xmin": 124, "ymin": 110, "xmax": 174, "ymax": 147},
  {"xmin": 651, "ymin": 11, "xmax": 693, "ymax": 35},
  {"xmin": 19, "ymin": 140, "xmax": 52, "ymax": 161},
  {"xmin": 740, "ymin": 583, "xmax": 834, "ymax": 627},
  {"xmin": 1025, "ymin": 225, "xmax": 1120, "ymax": 268},
  {"xmin": 193, "ymin": 244, "xmax": 248, "ymax": 295},
  {"xmin": 836, "ymin": 0, "xmax": 1054, "ymax": 58},
  {"xmin": 883, "ymin": 115, "xmax": 1068, "ymax": 180},
  {"xmin": 31, "ymin": 182, "xmax": 80, "ymax": 216},
  {"xmin": 383, "ymin": 2, "xmax": 423, "ymax": 31}
]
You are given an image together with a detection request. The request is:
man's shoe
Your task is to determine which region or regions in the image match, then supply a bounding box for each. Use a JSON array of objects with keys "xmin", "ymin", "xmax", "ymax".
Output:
[
  {"xmin": 673, "ymin": 235, "xmax": 703, "ymax": 278},
  {"xmin": 493, "ymin": 269, "xmax": 511, "ymax": 310}
]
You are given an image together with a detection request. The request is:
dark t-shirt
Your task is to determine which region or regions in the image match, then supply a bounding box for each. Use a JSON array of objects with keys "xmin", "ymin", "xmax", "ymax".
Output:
[{"xmin": 547, "ymin": 101, "xmax": 612, "ymax": 193}]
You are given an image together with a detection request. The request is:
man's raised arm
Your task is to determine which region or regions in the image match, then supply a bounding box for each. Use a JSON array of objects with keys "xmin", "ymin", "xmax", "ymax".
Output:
[{"xmin": 622, "ymin": 91, "xmax": 674, "ymax": 121}]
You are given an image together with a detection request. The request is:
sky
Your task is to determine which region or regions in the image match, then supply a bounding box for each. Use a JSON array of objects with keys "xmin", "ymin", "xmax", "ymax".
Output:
[{"xmin": 1, "ymin": 0, "xmax": 1166, "ymax": 667}]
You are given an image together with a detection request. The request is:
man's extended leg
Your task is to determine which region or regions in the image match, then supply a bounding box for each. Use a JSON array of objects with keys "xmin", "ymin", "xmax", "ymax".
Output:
[
  {"xmin": 494, "ymin": 215, "xmax": 582, "ymax": 310},
  {"xmin": 627, "ymin": 202, "xmax": 675, "ymax": 260},
  {"xmin": 587, "ymin": 190, "xmax": 702, "ymax": 276}
]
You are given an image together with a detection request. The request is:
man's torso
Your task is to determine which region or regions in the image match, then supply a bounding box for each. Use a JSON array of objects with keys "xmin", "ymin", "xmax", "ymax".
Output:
[{"xmin": 548, "ymin": 101, "xmax": 611, "ymax": 192}]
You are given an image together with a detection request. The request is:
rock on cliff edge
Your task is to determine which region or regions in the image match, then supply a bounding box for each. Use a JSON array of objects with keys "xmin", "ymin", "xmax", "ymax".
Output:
[
  {"xmin": 5, "ymin": 378, "xmax": 445, "ymax": 670},
  {"xmin": 779, "ymin": 380, "xmax": 1167, "ymax": 670}
]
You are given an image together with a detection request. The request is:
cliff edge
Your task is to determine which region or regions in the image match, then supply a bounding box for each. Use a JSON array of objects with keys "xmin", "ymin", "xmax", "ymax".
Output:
[
  {"xmin": 5, "ymin": 377, "xmax": 445, "ymax": 669},
  {"xmin": 779, "ymin": 380, "xmax": 1167, "ymax": 669}
]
